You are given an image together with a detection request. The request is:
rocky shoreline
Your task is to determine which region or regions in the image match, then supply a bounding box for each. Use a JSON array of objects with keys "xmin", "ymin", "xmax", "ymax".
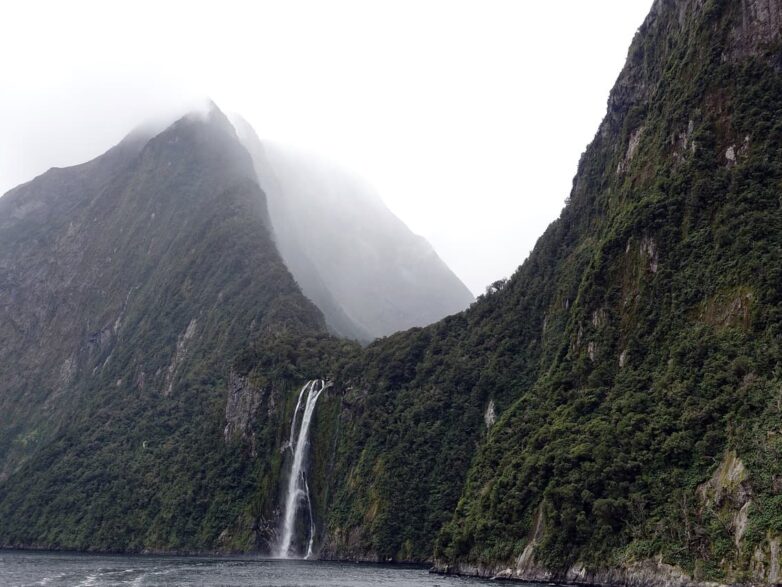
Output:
[
  {"xmin": 1, "ymin": 543, "xmax": 770, "ymax": 587},
  {"xmin": 430, "ymin": 559, "xmax": 731, "ymax": 587}
]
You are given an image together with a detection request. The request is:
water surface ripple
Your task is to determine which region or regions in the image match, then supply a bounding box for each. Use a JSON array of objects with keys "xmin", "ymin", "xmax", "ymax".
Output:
[{"xmin": 0, "ymin": 550, "xmax": 499, "ymax": 586}]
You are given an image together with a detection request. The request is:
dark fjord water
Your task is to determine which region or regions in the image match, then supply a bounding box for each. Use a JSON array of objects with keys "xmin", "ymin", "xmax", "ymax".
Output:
[{"xmin": 0, "ymin": 550, "xmax": 497, "ymax": 586}]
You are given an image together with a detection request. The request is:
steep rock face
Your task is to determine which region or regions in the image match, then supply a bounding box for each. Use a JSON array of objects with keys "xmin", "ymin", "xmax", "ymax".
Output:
[
  {"xmin": 224, "ymin": 370, "xmax": 267, "ymax": 455},
  {"xmin": 305, "ymin": 0, "xmax": 782, "ymax": 583},
  {"xmin": 429, "ymin": 0, "xmax": 782, "ymax": 581},
  {"xmin": 232, "ymin": 119, "xmax": 475, "ymax": 341},
  {"xmin": 0, "ymin": 131, "xmax": 150, "ymax": 479},
  {"xmin": 730, "ymin": 0, "xmax": 782, "ymax": 59},
  {"xmin": 0, "ymin": 106, "xmax": 328, "ymax": 551},
  {"xmin": 0, "ymin": 101, "xmax": 473, "ymax": 554}
]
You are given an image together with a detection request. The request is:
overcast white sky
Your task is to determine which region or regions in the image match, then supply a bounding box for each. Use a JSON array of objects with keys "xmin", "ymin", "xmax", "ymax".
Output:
[{"xmin": 0, "ymin": 0, "xmax": 653, "ymax": 295}]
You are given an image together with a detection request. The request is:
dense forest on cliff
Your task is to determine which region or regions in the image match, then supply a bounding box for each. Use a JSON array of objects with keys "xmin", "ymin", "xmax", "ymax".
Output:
[
  {"xmin": 1, "ymin": 1, "xmax": 782, "ymax": 585},
  {"xmin": 314, "ymin": 0, "xmax": 782, "ymax": 582}
]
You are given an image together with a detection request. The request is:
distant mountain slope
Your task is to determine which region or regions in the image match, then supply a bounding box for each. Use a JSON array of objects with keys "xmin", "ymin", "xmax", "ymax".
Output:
[
  {"xmin": 0, "ymin": 106, "xmax": 329, "ymax": 550},
  {"xmin": 233, "ymin": 119, "xmax": 475, "ymax": 340}
]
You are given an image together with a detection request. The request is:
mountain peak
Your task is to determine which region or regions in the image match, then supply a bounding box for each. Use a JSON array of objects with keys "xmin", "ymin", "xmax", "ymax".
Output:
[{"xmin": 235, "ymin": 122, "xmax": 475, "ymax": 340}]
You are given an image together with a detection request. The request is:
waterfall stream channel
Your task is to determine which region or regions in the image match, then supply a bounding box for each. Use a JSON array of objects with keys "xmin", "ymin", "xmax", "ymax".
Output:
[{"xmin": 276, "ymin": 379, "xmax": 328, "ymax": 559}]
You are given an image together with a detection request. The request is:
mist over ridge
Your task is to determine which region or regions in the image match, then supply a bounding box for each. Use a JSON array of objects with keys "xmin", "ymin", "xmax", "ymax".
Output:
[{"xmin": 231, "ymin": 113, "xmax": 475, "ymax": 340}]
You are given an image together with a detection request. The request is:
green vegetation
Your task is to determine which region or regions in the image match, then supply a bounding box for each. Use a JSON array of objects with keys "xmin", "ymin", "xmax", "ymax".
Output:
[
  {"xmin": 317, "ymin": 1, "xmax": 782, "ymax": 581},
  {"xmin": 2, "ymin": 2, "xmax": 782, "ymax": 584},
  {"xmin": 0, "ymin": 110, "xmax": 329, "ymax": 552}
]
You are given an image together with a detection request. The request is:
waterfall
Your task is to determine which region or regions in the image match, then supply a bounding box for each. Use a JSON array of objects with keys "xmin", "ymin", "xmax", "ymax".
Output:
[
  {"xmin": 304, "ymin": 476, "xmax": 315, "ymax": 559},
  {"xmin": 288, "ymin": 384, "xmax": 307, "ymax": 452},
  {"xmin": 276, "ymin": 379, "xmax": 327, "ymax": 559}
]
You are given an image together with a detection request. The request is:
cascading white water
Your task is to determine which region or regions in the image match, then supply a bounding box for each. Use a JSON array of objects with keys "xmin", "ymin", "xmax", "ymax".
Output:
[
  {"xmin": 288, "ymin": 384, "xmax": 307, "ymax": 452},
  {"xmin": 276, "ymin": 379, "xmax": 328, "ymax": 559},
  {"xmin": 304, "ymin": 476, "xmax": 315, "ymax": 559}
]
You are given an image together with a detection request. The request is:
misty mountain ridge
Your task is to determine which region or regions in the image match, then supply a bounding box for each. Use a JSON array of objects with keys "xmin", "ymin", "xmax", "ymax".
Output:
[
  {"xmin": 2, "ymin": 103, "xmax": 474, "ymax": 342},
  {"xmin": 0, "ymin": 104, "xmax": 326, "ymax": 480},
  {"xmin": 230, "ymin": 115, "xmax": 475, "ymax": 340},
  {"xmin": 0, "ymin": 103, "xmax": 470, "ymax": 553}
]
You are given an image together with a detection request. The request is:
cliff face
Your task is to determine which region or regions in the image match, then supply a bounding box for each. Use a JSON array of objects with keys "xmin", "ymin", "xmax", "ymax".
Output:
[
  {"xmin": 304, "ymin": 0, "xmax": 782, "ymax": 583},
  {"xmin": 0, "ymin": 107, "xmax": 329, "ymax": 550},
  {"xmin": 432, "ymin": 0, "xmax": 782, "ymax": 581},
  {"xmin": 0, "ymin": 99, "xmax": 475, "ymax": 554}
]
